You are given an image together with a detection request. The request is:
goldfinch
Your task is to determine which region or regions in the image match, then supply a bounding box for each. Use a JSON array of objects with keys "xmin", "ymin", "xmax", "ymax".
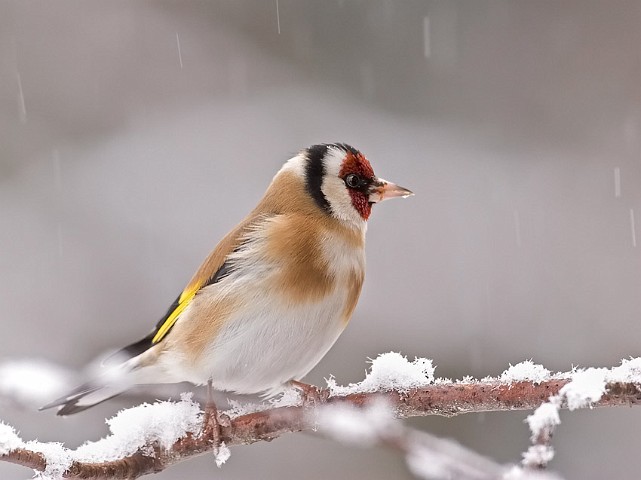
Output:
[{"xmin": 43, "ymin": 143, "xmax": 412, "ymax": 415}]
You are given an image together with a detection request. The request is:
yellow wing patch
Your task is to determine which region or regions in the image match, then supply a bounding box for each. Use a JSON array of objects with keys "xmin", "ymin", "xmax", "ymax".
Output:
[
  {"xmin": 149, "ymin": 219, "xmax": 248, "ymax": 345},
  {"xmin": 150, "ymin": 256, "xmax": 234, "ymax": 344},
  {"xmin": 151, "ymin": 284, "xmax": 200, "ymax": 344}
]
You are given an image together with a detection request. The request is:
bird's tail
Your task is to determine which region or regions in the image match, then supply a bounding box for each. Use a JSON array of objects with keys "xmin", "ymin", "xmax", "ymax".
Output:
[
  {"xmin": 40, "ymin": 381, "xmax": 128, "ymax": 415},
  {"xmin": 40, "ymin": 357, "xmax": 147, "ymax": 416}
]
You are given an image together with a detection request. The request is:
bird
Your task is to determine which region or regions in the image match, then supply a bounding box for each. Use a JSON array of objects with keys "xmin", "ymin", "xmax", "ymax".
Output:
[{"xmin": 42, "ymin": 143, "xmax": 413, "ymax": 416}]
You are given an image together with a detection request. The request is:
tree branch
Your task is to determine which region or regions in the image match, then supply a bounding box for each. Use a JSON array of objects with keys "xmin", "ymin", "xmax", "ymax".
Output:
[{"xmin": 2, "ymin": 377, "xmax": 641, "ymax": 479}]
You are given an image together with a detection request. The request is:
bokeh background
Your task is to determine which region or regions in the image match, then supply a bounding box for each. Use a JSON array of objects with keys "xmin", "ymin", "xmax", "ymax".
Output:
[{"xmin": 1, "ymin": 1, "xmax": 640, "ymax": 478}]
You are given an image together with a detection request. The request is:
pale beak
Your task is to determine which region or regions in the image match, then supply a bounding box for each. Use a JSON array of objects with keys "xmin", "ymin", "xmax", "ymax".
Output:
[{"xmin": 368, "ymin": 177, "xmax": 414, "ymax": 203}]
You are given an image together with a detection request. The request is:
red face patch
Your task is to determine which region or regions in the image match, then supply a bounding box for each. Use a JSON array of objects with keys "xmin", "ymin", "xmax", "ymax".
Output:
[
  {"xmin": 339, "ymin": 152, "xmax": 375, "ymax": 221},
  {"xmin": 349, "ymin": 189, "xmax": 372, "ymax": 220},
  {"xmin": 339, "ymin": 151, "xmax": 375, "ymax": 180}
]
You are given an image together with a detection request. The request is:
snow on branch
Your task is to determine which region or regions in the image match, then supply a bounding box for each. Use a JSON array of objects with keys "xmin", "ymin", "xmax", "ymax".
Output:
[
  {"xmin": 522, "ymin": 357, "xmax": 641, "ymax": 469},
  {"xmin": 1, "ymin": 353, "xmax": 641, "ymax": 479}
]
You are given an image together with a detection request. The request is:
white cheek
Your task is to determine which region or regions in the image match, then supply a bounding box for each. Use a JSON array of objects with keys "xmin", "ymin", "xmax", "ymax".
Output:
[{"xmin": 321, "ymin": 177, "xmax": 364, "ymax": 226}]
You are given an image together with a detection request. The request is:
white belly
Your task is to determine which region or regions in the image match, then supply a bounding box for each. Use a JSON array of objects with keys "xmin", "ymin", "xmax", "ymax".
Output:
[
  {"xmin": 211, "ymin": 289, "xmax": 346, "ymax": 394},
  {"xmin": 159, "ymin": 286, "xmax": 348, "ymax": 394}
]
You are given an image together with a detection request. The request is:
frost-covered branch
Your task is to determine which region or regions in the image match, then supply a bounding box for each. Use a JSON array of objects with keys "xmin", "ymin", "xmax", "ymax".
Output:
[
  {"xmin": 1, "ymin": 354, "xmax": 641, "ymax": 479},
  {"xmin": 521, "ymin": 359, "xmax": 641, "ymax": 470}
]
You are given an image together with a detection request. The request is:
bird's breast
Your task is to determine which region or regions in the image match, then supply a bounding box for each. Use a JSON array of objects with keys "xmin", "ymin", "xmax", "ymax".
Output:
[{"xmin": 260, "ymin": 213, "xmax": 366, "ymax": 308}]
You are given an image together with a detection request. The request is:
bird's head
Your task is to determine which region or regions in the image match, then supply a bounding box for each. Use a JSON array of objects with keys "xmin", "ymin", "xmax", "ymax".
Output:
[{"xmin": 298, "ymin": 143, "xmax": 413, "ymax": 227}]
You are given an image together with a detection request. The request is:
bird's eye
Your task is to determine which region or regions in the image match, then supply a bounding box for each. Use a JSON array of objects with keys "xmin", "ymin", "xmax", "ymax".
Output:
[{"xmin": 345, "ymin": 174, "xmax": 362, "ymax": 188}]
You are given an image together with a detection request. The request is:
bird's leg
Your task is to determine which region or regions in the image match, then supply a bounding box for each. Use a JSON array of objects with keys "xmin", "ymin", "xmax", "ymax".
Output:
[
  {"xmin": 289, "ymin": 380, "xmax": 328, "ymax": 406},
  {"xmin": 203, "ymin": 380, "xmax": 222, "ymax": 454}
]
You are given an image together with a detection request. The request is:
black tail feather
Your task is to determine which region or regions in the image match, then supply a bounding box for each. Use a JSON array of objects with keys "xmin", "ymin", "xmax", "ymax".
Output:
[{"xmin": 40, "ymin": 382, "xmax": 125, "ymax": 416}]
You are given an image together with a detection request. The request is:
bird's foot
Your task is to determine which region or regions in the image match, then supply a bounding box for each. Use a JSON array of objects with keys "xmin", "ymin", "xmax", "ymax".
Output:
[
  {"xmin": 203, "ymin": 401, "xmax": 223, "ymax": 453},
  {"xmin": 203, "ymin": 381, "xmax": 230, "ymax": 458},
  {"xmin": 289, "ymin": 380, "xmax": 328, "ymax": 406}
]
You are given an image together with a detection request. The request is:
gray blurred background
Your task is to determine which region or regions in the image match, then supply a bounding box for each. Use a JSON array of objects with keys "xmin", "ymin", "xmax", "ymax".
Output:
[{"xmin": 1, "ymin": 1, "xmax": 640, "ymax": 478}]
